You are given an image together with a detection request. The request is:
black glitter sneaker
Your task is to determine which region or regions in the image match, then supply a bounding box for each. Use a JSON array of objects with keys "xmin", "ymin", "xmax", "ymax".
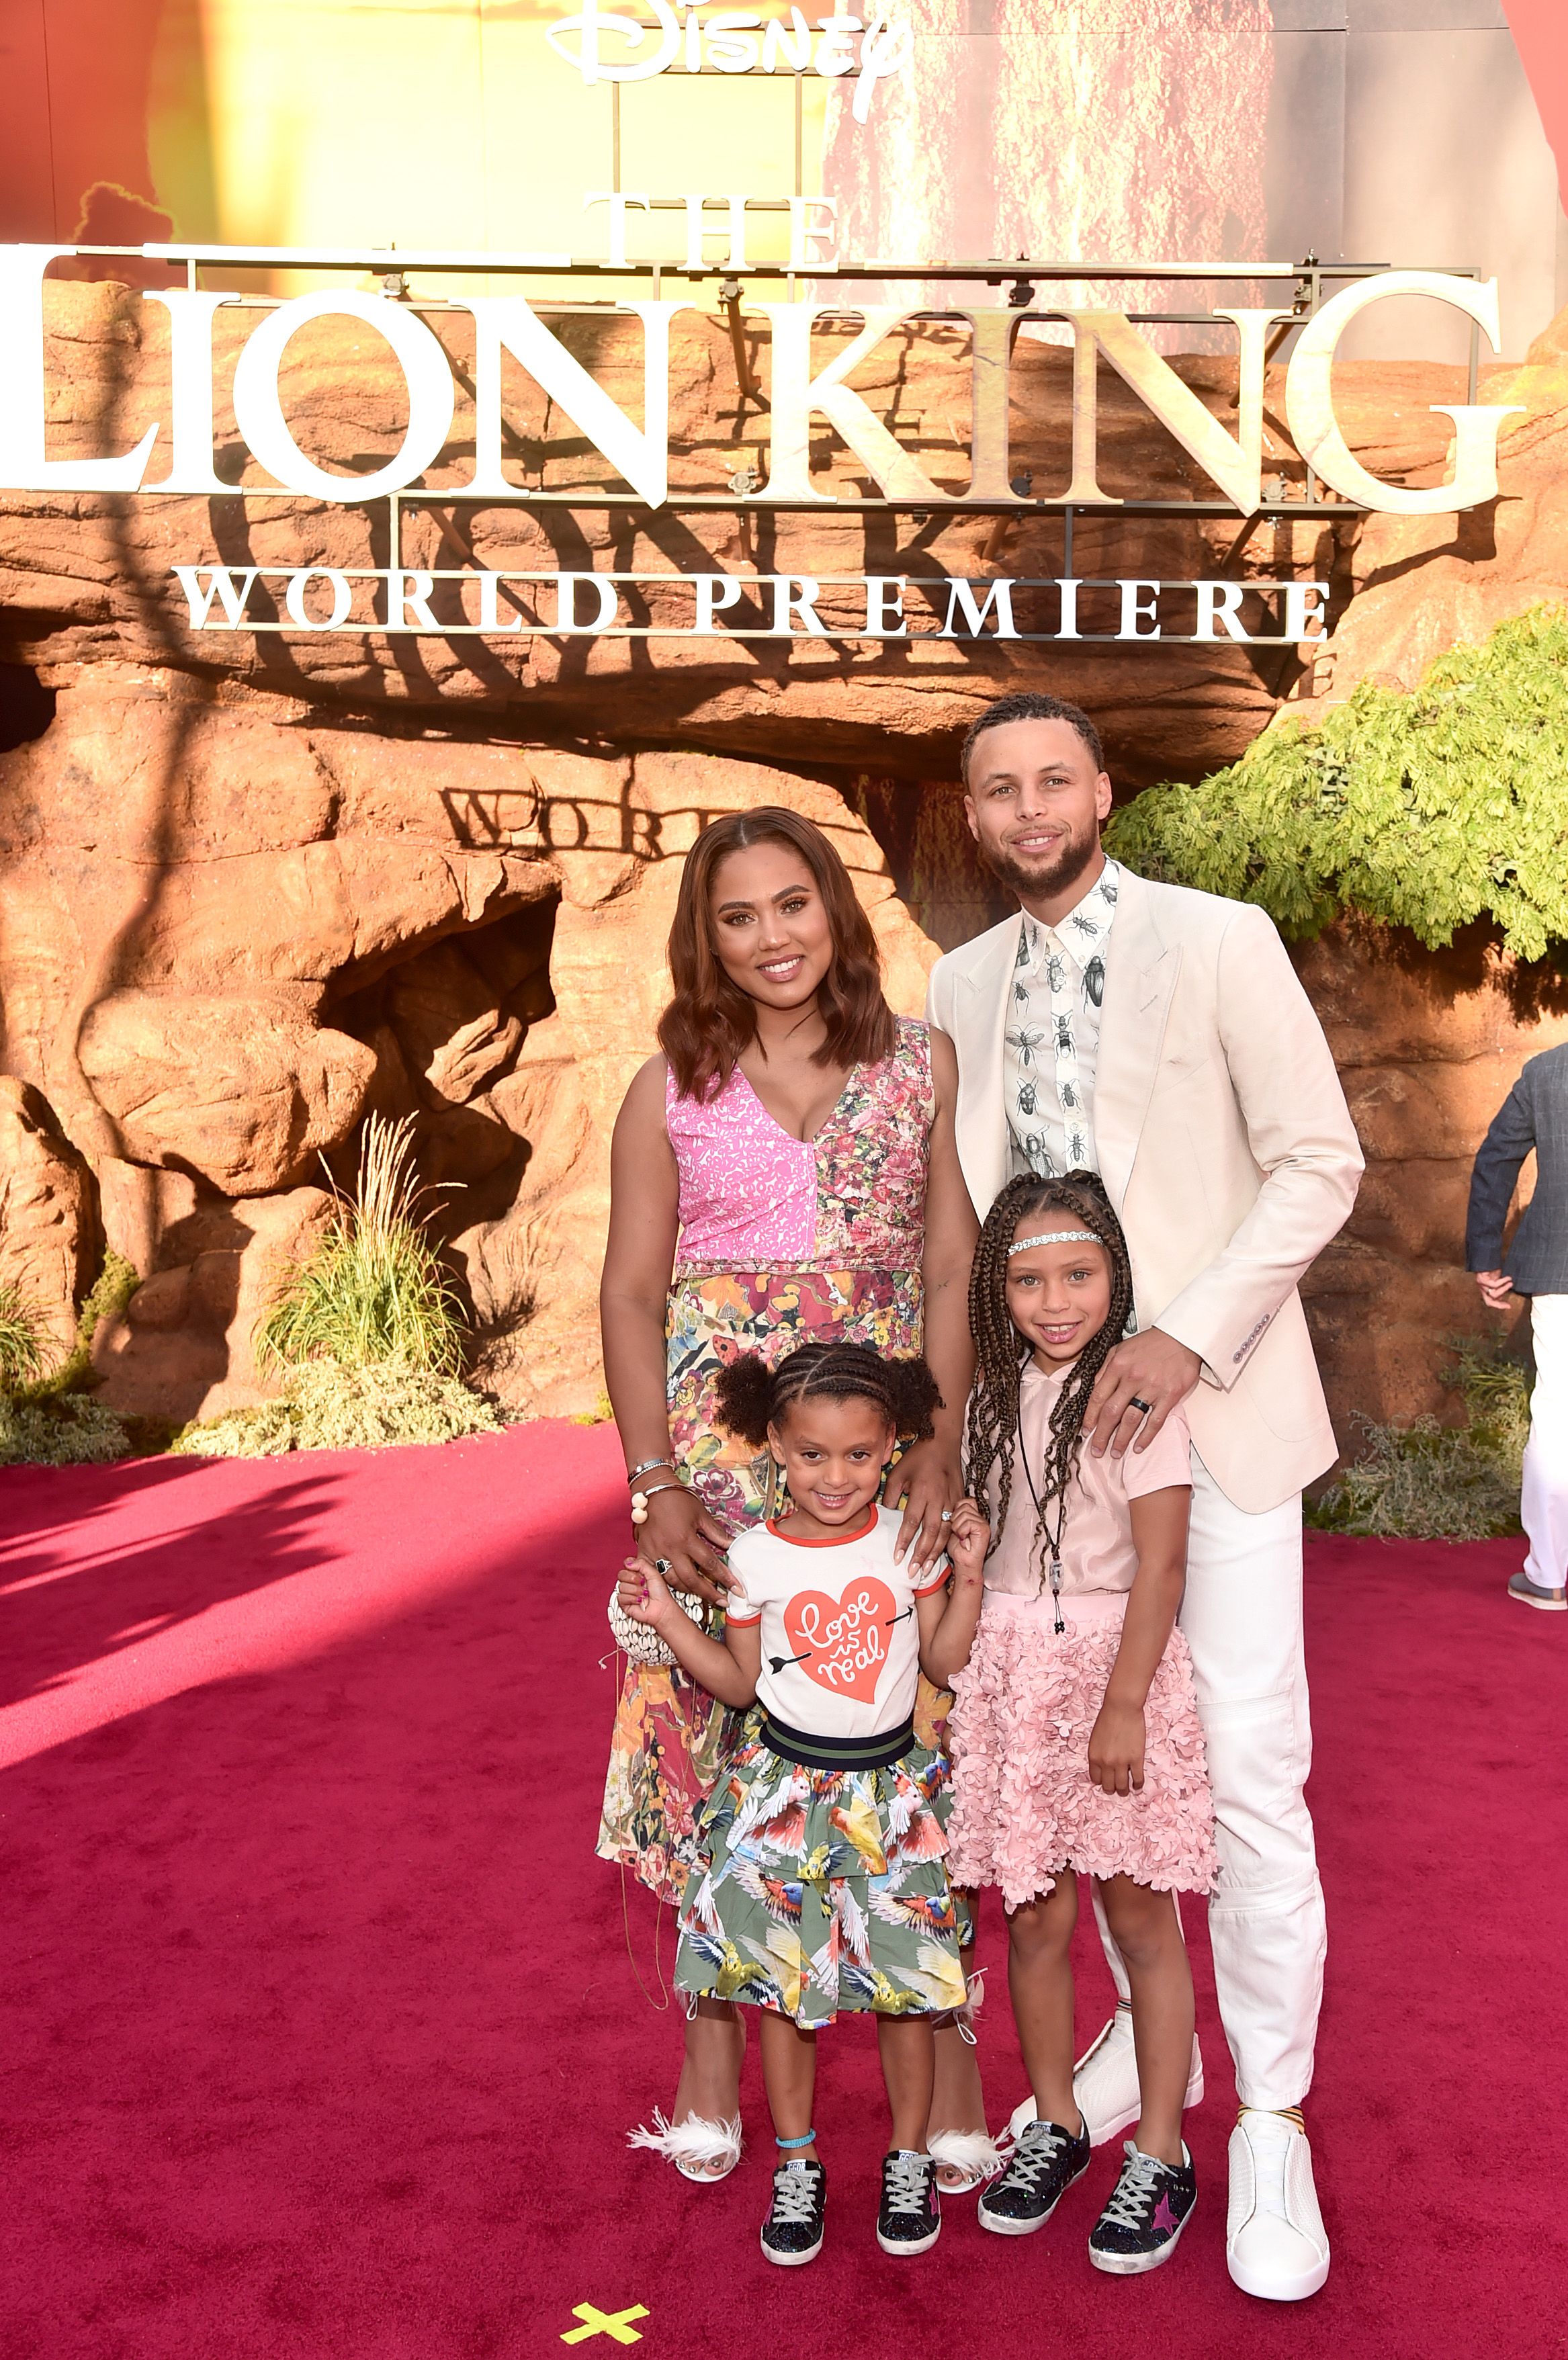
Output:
[
  {"xmin": 876, "ymin": 2150, "xmax": 941, "ymax": 2255},
  {"xmin": 978, "ymin": 2114, "xmax": 1091, "ymax": 2236},
  {"xmin": 760, "ymin": 2158, "xmax": 826, "ymax": 2267},
  {"xmin": 1088, "ymin": 2140, "xmax": 1196, "ymax": 2274}
]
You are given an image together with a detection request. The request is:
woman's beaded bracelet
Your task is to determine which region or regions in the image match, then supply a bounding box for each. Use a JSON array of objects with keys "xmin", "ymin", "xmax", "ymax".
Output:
[
  {"xmin": 626, "ymin": 1456, "xmax": 676, "ymax": 1486},
  {"xmin": 629, "ymin": 1480, "xmax": 683, "ymax": 1526}
]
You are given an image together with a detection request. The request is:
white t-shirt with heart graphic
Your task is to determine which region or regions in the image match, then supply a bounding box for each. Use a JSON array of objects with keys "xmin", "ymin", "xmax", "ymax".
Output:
[{"xmin": 724, "ymin": 1505, "xmax": 950, "ymax": 1741}]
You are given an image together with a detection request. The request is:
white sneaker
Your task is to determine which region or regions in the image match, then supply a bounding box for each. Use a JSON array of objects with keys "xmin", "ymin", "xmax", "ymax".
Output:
[
  {"xmin": 1006, "ymin": 2005, "xmax": 1204, "ymax": 2149},
  {"xmin": 1226, "ymin": 2109, "xmax": 1330, "ymax": 2300}
]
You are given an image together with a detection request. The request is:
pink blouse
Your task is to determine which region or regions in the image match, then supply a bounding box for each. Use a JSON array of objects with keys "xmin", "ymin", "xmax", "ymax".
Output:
[
  {"xmin": 984, "ymin": 1360, "xmax": 1193, "ymax": 1598},
  {"xmin": 666, "ymin": 1018, "xmax": 932, "ymax": 1274}
]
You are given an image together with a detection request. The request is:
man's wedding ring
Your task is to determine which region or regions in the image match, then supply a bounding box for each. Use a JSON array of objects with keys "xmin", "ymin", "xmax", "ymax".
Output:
[{"xmin": 1129, "ymin": 1395, "xmax": 1153, "ymax": 1414}]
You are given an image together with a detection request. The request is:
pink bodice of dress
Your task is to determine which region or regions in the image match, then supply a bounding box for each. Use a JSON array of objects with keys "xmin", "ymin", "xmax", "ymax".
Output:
[{"xmin": 666, "ymin": 1016, "xmax": 933, "ymax": 1272}]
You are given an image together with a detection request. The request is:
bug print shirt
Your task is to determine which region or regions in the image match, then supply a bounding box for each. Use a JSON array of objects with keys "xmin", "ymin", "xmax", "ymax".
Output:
[{"xmin": 1003, "ymin": 859, "xmax": 1120, "ymax": 1181}]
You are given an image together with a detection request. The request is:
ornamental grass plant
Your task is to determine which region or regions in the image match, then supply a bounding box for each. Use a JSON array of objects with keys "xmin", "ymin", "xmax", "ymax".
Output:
[
  {"xmin": 179, "ymin": 1113, "xmax": 502, "ymax": 1457},
  {"xmin": 1309, "ymin": 1338, "xmax": 1529, "ymax": 1542},
  {"xmin": 0, "ymin": 1279, "xmax": 53, "ymax": 1392},
  {"xmin": 255, "ymin": 1114, "xmax": 465, "ymax": 1377},
  {"xmin": 1106, "ymin": 603, "xmax": 1568, "ymax": 962}
]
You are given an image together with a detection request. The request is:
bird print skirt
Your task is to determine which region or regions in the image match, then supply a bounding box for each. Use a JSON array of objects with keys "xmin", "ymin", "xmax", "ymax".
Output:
[{"xmin": 673, "ymin": 1733, "xmax": 971, "ymax": 2028}]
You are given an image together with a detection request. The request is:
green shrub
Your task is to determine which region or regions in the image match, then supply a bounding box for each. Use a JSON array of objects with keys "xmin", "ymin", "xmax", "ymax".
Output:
[
  {"xmin": 0, "ymin": 1280, "xmax": 54, "ymax": 1391},
  {"xmin": 0, "ymin": 1393, "xmax": 134, "ymax": 1467},
  {"xmin": 1309, "ymin": 1338, "xmax": 1529, "ymax": 1541},
  {"xmin": 172, "ymin": 1356, "xmax": 503, "ymax": 1458},
  {"xmin": 1105, "ymin": 604, "xmax": 1568, "ymax": 961},
  {"xmin": 0, "ymin": 1256, "xmax": 140, "ymax": 1460},
  {"xmin": 256, "ymin": 1114, "xmax": 465, "ymax": 1376}
]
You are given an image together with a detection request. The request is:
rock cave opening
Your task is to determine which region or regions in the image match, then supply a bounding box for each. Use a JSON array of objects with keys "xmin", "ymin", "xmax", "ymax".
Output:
[
  {"xmin": 0, "ymin": 664, "xmax": 56, "ymax": 754},
  {"xmin": 322, "ymin": 889, "xmax": 562, "ymax": 1383}
]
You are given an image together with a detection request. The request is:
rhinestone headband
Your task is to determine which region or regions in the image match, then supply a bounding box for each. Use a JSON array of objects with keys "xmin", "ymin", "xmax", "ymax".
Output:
[{"xmin": 1007, "ymin": 1229, "xmax": 1101, "ymax": 1256}]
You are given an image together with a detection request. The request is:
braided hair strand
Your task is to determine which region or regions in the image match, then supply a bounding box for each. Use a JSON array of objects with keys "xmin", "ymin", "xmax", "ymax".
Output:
[{"xmin": 964, "ymin": 1172, "xmax": 1135, "ymax": 1590}]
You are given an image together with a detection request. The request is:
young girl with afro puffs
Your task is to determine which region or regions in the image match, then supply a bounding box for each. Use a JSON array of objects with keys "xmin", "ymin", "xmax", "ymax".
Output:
[{"xmin": 617, "ymin": 1338, "xmax": 987, "ymax": 2269}]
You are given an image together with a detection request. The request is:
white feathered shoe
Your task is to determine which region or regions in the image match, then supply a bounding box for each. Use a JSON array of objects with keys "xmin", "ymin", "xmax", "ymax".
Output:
[
  {"xmin": 928, "ymin": 2126, "xmax": 1010, "ymax": 2195},
  {"xmin": 627, "ymin": 2109, "xmax": 743, "ymax": 2184},
  {"xmin": 929, "ymin": 1972, "xmax": 1009, "ymax": 2194}
]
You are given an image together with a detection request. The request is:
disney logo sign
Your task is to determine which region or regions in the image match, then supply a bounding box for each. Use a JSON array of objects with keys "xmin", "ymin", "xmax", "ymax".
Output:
[{"xmin": 546, "ymin": 0, "xmax": 912, "ymax": 123}]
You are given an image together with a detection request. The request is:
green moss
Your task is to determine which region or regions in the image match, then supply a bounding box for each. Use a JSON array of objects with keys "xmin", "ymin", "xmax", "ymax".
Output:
[
  {"xmin": 1104, "ymin": 604, "xmax": 1568, "ymax": 961},
  {"xmin": 22, "ymin": 1250, "xmax": 140, "ymax": 1400}
]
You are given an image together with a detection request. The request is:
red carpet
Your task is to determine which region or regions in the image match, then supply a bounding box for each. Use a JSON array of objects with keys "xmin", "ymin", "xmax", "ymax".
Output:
[{"xmin": 1, "ymin": 1426, "xmax": 1563, "ymax": 2359}]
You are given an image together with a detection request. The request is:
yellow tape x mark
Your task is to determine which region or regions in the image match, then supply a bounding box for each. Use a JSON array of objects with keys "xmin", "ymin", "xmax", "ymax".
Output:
[{"xmin": 561, "ymin": 2302, "xmax": 650, "ymax": 2346}]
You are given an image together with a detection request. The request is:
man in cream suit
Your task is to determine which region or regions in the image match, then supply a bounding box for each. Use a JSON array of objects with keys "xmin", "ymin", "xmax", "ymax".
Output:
[{"xmin": 927, "ymin": 692, "xmax": 1362, "ymax": 2303}]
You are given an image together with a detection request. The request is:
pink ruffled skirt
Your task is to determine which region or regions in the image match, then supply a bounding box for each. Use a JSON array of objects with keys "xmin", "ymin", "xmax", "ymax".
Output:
[{"xmin": 946, "ymin": 1591, "xmax": 1219, "ymax": 1909}]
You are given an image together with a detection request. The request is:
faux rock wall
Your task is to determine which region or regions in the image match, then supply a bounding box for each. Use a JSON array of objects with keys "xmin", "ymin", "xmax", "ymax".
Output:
[
  {"xmin": 4, "ymin": 284, "xmax": 1568, "ymax": 1440},
  {"xmin": 0, "ymin": 670, "xmax": 932, "ymax": 1420}
]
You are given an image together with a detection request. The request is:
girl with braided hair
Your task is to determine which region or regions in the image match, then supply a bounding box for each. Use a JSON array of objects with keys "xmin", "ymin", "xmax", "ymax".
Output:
[
  {"xmin": 617, "ymin": 1339, "xmax": 988, "ymax": 2267},
  {"xmin": 947, "ymin": 1174, "xmax": 1221, "ymax": 2276}
]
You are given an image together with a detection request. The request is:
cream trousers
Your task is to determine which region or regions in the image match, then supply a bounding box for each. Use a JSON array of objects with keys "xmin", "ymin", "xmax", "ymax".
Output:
[
  {"xmin": 1095, "ymin": 1450, "xmax": 1323, "ymax": 2111},
  {"xmin": 1523, "ymin": 1295, "xmax": 1568, "ymax": 1590}
]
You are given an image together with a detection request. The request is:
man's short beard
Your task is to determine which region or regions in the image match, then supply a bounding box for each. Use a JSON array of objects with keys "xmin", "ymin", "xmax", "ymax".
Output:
[{"xmin": 977, "ymin": 824, "xmax": 1100, "ymax": 905}]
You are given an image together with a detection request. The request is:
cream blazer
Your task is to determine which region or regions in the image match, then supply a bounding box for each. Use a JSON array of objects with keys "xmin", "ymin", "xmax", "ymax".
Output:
[{"xmin": 926, "ymin": 866, "xmax": 1364, "ymax": 1512}]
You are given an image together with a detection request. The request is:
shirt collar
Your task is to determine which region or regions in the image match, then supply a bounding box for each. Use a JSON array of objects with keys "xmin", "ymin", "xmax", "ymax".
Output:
[{"xmin": 1020, "ymin": 858, "xmax": 1120, "ymax": 974}]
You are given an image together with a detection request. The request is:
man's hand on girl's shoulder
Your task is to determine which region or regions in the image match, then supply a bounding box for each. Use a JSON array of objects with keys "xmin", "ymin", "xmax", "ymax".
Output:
[{"xmin": 1086, "ymin": 1330, "xmax": 1202, "ymax": 1457}]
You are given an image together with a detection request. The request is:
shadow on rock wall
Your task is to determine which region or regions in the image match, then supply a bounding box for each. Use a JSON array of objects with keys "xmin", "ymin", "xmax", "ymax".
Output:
[
  {"xmin": 5, "ymin": 286, "xmax": 1568, "ymax": 1436},
  {"xmin": 0, "ymin": 676, "xmax": 936, "ymax": 1424}
]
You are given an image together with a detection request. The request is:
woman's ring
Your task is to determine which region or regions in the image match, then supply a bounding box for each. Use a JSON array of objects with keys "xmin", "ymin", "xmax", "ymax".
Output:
[
  {"xmin": 1129, "ymin": 1395, "xmax": 1153, "ymax": 1414},
  {"xmin": 654, "ymin": 1557, "xmax": 673, "ymax": 1575},
  {"xmin": 939, "ymin": 1507, "xmax": 953, "ymax": 1522}
]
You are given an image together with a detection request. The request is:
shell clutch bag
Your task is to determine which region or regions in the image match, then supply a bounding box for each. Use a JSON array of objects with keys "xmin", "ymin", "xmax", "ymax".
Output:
[{"xmin": 607, "ymin": 1580, "xmax": 708, "ymax": 1668}]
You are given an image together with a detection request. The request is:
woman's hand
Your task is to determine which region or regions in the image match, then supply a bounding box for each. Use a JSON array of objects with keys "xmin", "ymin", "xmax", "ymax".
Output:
[
  {"xmin": 889, "ymin": 1435, "xmax": 963, "ymax": 1575},
  {"xmin": 634, "ymin": 1483, "xmax": 736, "ymax": 1607},
  {"xmin": 1087, "ymin": 1696, "xmax": 1147, "ymax": 1796},
  {"xmin": 945, "ymin": 1497, "xmax": 990, "ymax": 1587},
  {"xmin": 616, "ymin": 1555, "xmax": 674, "ymax": 1630}
]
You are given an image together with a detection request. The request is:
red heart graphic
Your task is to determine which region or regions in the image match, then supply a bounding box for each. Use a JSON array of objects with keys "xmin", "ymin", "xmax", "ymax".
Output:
[{"xmin": 782, "ymin": 1577, "xmax": 899, "ymax": 1704}]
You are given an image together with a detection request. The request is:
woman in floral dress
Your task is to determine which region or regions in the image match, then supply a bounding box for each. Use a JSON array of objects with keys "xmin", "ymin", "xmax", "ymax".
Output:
[{"xmin": 598, "ymin": 805, "xmax": 988, "ymax": 2182}]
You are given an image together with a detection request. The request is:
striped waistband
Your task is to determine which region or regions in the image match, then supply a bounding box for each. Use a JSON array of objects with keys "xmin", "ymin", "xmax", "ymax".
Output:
[{"xmin": 760, "ymin": 1712, "xmax": 918, "ymax": 1773}]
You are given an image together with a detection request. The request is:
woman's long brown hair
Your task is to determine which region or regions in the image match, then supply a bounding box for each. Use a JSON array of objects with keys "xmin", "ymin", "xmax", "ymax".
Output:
[
  {"xmin": 965, "ymin": 1172, "xmax": 1135, "ymax": 1589},
  {"xmin": 658, "ymin": 806, "xmax": 898, "ymax": 1100}
]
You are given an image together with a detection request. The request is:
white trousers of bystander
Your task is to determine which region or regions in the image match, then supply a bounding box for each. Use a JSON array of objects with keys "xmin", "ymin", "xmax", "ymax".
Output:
[
  {"xmin": 1094, "ymin": 1449, "xmax": 1323, "ymax": 2111},
  {"xmin": 1522, "ymin": 1295, "xmax": 1568, "ymax": 1591}
]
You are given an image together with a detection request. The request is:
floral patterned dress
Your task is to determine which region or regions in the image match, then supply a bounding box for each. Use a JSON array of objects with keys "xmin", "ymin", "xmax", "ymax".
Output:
[{"xmin": 597, "ymin": 1018, "xmax": 947, "ymax": 1906}]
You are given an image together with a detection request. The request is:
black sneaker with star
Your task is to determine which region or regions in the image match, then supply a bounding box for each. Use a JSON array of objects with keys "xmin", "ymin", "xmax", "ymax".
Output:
[
  {"xmin": 1088, "ymin": 2140, "xmax": 1197, "ymax": 2274},
  {"xmin": 977, "ymin": 2114, "xmax": 1091, "ymax": 2236},
  {"xmin": 875, "ymin": 2150, "xmax": 941, "ymax": 2255},
  {"xmin": 760, "ymin": 2158, "xmax": 826, "ymax": 2267}
]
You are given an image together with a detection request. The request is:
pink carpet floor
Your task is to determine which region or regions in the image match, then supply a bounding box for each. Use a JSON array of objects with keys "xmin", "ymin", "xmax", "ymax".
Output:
[{"xmin": 1, "ymin": 1424, "xmax": 1564, "ymax": 2359}]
